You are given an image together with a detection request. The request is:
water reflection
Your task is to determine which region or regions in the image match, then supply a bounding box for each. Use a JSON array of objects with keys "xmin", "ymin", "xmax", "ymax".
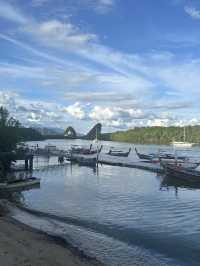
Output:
[
  {"xmin": 13, "ymin": 140, "xmax": 200, "ymax": 266},
  {"xmin": 69, "ymin": 161, "xmax": 99, "ymax": 176},
  {"xmin": 158, "ymin": 173, "xmax": 200, "ymax": 198}
]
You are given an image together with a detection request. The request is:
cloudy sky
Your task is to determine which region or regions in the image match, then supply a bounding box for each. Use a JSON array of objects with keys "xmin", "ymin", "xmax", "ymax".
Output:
[{"xmin": 0, "ymin": 0, "xmax": 200, "ymax": 133}]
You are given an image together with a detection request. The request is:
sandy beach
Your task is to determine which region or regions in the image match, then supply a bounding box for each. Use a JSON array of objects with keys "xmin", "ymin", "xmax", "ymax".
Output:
[{"xmin": 0, "ymin": 210, "xmax": 102, "ymax": 266}]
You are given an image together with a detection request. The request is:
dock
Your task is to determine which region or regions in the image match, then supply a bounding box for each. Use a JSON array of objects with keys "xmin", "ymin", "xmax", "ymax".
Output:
[
  {"xmin": 99, "ymin": 159, "xmax": 164, "ymax": 173},
  {"xmin": 69, "ymin": 153, "xmax": 164, "ymax": 174},
  {"xmin": 13, "ymin": 147, "xmax": 165, "ymax": 174}
]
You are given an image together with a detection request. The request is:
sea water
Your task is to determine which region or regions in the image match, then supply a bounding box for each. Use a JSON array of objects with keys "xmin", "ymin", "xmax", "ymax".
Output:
[{"xmin": 12, "ymin": 139, "xmax": 200, "ymax": 266}]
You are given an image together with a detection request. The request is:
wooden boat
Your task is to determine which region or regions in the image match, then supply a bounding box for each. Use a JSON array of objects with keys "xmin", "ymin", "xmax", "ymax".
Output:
[
  {"xmin": 160, "ymin": 159, "xmax": 200, "ymax": 170},
  {"xmin": 71, "ymin": 144, "xmax": 92, "ymax": 154},
  {"xmin": 164, "ymin": 164, "xmax": 200, "ymax": 183},
  {"xmin": 0, "ymin": 177, "xmax": 40, "ymax": 192},
  {"xmin": 135, "ymin": 148, "xmax": 187, "ymax": 161},
  {"xmin": 71, "ymin": 144, "xmax": 90, "ymax": 154},
  {"xmin": 83, "ymin": 145, "xmax": 103, "ymax": 155},
  {"xmin": 107, "ymin": 148, "xmax": 131, "ymax": 157},
  {"xmin": 70, "ymin": 144, "xmax": 102, "ymax": 155},
  {"xmin": 135, "ymin": 148, "xmax": 157, "ymax": 160}
]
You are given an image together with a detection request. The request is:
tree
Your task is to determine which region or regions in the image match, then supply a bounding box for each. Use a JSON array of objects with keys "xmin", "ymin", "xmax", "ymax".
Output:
[{"xmin": 0, "ymin": 107, "xmax": 21, "ymax": 174}]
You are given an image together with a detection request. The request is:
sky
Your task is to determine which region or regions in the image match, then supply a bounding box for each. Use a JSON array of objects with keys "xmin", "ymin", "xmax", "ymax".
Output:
[{"xmin": 0, "ymin": 0, "xmax": 200, "ymax": 133}]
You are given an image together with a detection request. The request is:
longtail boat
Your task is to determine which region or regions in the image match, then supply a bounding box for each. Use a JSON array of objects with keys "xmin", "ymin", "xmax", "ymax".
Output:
[
  {"xmin": 135, "ymin": 148, "xmax": 187, "ymax": 161},
  {"xmin": 160, "ymin": 159, "xmax": 200, "ymax": 170},
  {"xmin": 135, "ymin": 148, "xmax": 156, "ymax": 160},
  {"xmin": 70, "ymin": 144, "xmax": 102, "ymax": 155},
  {"xmin": 164, "ymin": 164, "xmax": 200, "ymax": 183},
  {"xmin": 107, "ymin": 148, "xmax": 131, "ymax": 157}
]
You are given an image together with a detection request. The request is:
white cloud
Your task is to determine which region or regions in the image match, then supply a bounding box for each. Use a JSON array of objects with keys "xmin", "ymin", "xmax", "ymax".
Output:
[
  {"xmin": 64, "ymin": 91, "xmax": 135, "ymax": 103},
  {"xmin": 184, "ymin": 6, "xmax": 200, "ymax": 20},
  {"xmin": 95, "ymin": 0, "xmax": 115, "ymax": 14},
  {"xmin": 0, "ymin": 91, "xmax": 66, "ymax": 127},
  {"xmin": 0, "ymin": 1, "xmax": 27, "ymax": 24},
  {"xmin": 89, "ymin": 105, "xmax": 146, "ymax": 127},
  {"xmin": 24, "ymin": 20, "xmax": 97, "ymax": 50},
  {"xmin": 152, "ymin": 60, "xmax": 200, "ymax": 94},
  {"xmin": 64, "ymin": 102, "xmax": 86, "ymax": 120},
  {"xmin": 1, "ymin": 2, "xmax": 200, "ymax": 130}
]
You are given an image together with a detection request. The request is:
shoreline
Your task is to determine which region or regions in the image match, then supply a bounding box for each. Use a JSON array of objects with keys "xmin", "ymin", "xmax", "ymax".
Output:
[{"xmin": 0, "ymin": 201, "xmax": 103, "ymax": 266}]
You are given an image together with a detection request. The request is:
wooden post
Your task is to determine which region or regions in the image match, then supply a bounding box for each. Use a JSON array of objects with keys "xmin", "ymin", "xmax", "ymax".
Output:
[
  {"xmin": 25, "ymin": 159, "xmax": 29, "ymax": 171},
  {"xmin": 29, "ymin": 156, "xmax": 33, "ymax": 170}
]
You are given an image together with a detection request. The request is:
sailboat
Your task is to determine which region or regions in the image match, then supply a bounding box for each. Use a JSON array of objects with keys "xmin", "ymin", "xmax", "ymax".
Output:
[{"xmin": 171, "ymin": 127, "xmax": 194, "ymax": 148}]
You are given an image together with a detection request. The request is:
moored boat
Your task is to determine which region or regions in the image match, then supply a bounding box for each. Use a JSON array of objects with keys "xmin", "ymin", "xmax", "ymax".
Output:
[
  {"xmin": 171, "ymin": 141, "xmax": 194, "ymax": 148},
  {"xmin": 70, "ymin": 144, "xmax": 102, "ymax": 155},
  {"xmin": 171, "ymin": 127, "xmax": 194, "ymax": 148},
  {"xmin": 160, "ymin": 159, "xmax": 200, "ymax": 170},
  {"xmin": 135, "ymin": 148, "xmax": 157, "ymax": 160},
  {"xmin": 108, "ymin": 148, "xmax": 131, "ymax": 157},
  {"xmin": 70, "ymin": 144, "xmax": 92, "ymax": 154},
  {"xmin": 135, "ymin": 148, "xmax": 187, "ymax": 161},
  {"xmin": 164, "ymin": 164, "xmax": 200, "ymax": 183}
]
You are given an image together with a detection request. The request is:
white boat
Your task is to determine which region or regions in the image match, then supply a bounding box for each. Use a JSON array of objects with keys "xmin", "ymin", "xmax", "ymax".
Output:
[
  {"xmin": 171, "ymin": 141, "xmax": 194, "ymax": 148},
  {"xmin": 171, "ymin": 127, "xmax": 194, "ymax": 148}
]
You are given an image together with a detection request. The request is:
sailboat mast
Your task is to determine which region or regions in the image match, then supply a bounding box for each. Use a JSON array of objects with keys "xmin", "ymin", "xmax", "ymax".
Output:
[{"xmin": 183, "ymin": 126, "xmax": 186, "ymax": 142}]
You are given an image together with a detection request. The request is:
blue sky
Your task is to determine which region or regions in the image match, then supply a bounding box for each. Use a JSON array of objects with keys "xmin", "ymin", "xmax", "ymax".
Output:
[{"xmin": 0, "ymin": 0, "xmax": 200, "ymax": 132}]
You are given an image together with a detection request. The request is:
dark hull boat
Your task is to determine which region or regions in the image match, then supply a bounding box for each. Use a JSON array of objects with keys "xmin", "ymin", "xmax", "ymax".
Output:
[
  {"xmin": 160, "ymin": 159, "xmax": 200, "ymax": 170},
  {"xmin": 107, "ymin": 148, "xmax": 131, "ymax": 157},
  {"xmin": 71, "ymin": 144, "xmax": 93, "ymax": 154},
  {"xmin": 135, "ymin": 148, "xmax": 156, "ymax": 160},
  {"xmin": 135, "ymin": 148, "xmax": 187, "ymax": 161},
  {"xmin": 71, "ymin": 144, "xmax": 103, "ymax": 155},
  {"xmin": 164, "ymin": 164, "xmax": 200, "ymax": 183}
]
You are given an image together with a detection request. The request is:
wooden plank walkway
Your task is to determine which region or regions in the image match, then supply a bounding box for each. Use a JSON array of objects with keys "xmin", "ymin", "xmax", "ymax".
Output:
[
  {"xmin": 98, "ymin": 159, "xmax": 164, "ymax": 173},
  {"xmin": 71, "ymin": 153, "xmax": 164, "ymax": 174}
]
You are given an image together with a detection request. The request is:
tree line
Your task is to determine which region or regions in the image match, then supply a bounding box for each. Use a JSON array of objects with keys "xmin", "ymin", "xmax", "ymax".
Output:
[{"xmin": 101, "ymin": 126, "xmax": 200, "ymax": 144}]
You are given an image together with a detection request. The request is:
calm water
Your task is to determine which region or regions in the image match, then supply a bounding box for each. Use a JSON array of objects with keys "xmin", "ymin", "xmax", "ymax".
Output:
[{"xmin": 14, "ymin": 140, "xmax": 200, "ymax": 266}]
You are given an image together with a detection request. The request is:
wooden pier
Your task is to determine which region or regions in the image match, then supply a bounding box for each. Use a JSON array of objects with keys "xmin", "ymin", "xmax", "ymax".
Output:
[
  {"xmin": 68, "ymin": 153, "xmax": 164, "ymax": 174},
  {"xmin": 98, "ymin": 159, "xmax": 164, "ymax": 173},
  {"xmin": 14, "ymin": 153, "xmax": 34, "ymax": 171}
]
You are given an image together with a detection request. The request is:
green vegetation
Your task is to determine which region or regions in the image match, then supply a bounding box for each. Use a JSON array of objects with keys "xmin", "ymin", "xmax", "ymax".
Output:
[
  {"xmin": 101, "ymin": 126, "xmax": 200, "ymax": 145},
  {"xmin": 0, "ymin": 107, "xmax": 21, "ymax": 173},
  {"xmin": 0, "ymin": 107, "xmax": 43, "ymax": 175},
  {"xmin": 17, "ymin": 127, "xmax": 44, "ymax": 142}
]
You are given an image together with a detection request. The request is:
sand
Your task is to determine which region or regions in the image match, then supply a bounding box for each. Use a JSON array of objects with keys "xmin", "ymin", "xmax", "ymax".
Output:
[{"xmin": 0, "ymin": 216, "xmax": 102, "ymax": 266}]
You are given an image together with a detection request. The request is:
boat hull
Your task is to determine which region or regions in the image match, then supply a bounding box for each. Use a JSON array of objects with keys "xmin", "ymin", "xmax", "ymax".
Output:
[
  {"xmin": 164, "ymin": 165, "xmax": 200, "ymax": 183},
  {"xmin": 171, "ymin": 142, "xmax": 194, "ymax": 148}
]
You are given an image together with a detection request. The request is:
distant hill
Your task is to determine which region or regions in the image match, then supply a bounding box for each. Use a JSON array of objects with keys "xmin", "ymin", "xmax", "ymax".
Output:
[
  {"xmin": 101, "ymin": 125, "xmax": 200, "ymax": 145},
  {"xmin": 17, "ymin": 127, "xmax": 44, "ymax": 141}
]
